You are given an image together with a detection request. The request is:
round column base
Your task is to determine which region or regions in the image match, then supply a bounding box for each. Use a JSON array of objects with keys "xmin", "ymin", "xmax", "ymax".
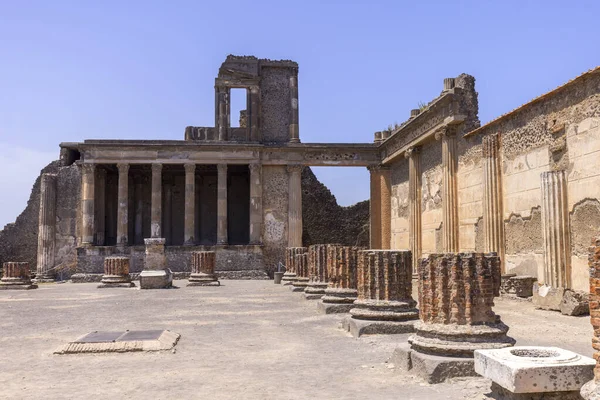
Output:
[
  {"xmin": 408, "ymin": 321, "xmax": 516, "ymax": 357},
  {"xmin": 350, "ymin": 299, "xmax": 418, "ymax": 321},
  {"xmin": 188, "ymin": 273, "xmax": 220, "ymax": 286},
  {"xmin": 0, "ymin": 278, "xmax": 37, "ymax": 290},
  {"xmin": 322, "ymin": 288, "xmax": 357, "ymax": 304}
]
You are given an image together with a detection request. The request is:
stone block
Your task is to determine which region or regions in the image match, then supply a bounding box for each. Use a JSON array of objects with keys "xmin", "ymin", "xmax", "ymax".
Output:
[
  {"xmin": 344, "ymin": 317, "xmax": 416, "ymax": 338},
  {"xmin": 560, "ymin": 289, "xmax": 589, "ymax": 316},
  {"xmin": 317, "ymin": 301, "xmax": 354, "ymax": 314},
  {"xmin": 410, "ymin": 350, "xmax": 476, "ymax": 384},
  {"xmin": 140, "ymin": 269, "xmax": 173, "ymax": 289},
  {"xmin": 390, "ymin": 343, "xmax": 412, "ymax": 372},
  {"xmin": 533, "ymin": 283, "xmax": 564, "ymax": 311},
  {"xmin": 475, "ymin": 346, "xmax": 594, "ymax": 395}
]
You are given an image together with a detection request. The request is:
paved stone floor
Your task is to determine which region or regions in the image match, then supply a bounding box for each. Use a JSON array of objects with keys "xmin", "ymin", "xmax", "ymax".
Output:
[{"xmin": 0, "ymin": 280, "xmax": 593, "ymax": 400}]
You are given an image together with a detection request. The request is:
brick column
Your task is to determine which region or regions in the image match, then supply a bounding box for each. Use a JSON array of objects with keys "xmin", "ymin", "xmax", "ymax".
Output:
[
  {"xmin": 345, "ymin": 250, "xmax": 418, "ymax": 337},
  {"xmin": 188, "ymin": 251, "xmax": 220, "ymax": 286},
  {"xmin": 305, "ymin": 244, "xmax": 338, "ymax": 300},
  {"xmin": 217, "ymin": 163, "xmax": 228, "ymax": 245},
  {"xmin": 116, "ymin": 163, "xmax": 129, "ymax": 246},
  {"xmin": 81, "ymin": 163, "xmax": 96, "ymax": 245},
  {"xmin": 320, "ymin": 246, "xmax": 364, "ymax": 313},
  {"xmin": 249, "ymin": 163, "xmax": 263, "ymax": 245},
  {"xmin": 98, "ymin": 257, "xmax": 134, "ymax": 288},
  {"xmin": 407, "ymin": 147, "xmax": 422, "ymax": 273},
  {"xmin": 287, "ymin": 165, "xmax": 303, "ymax": 247},
  {"xmin": 368, "ymin": 166, "xmax": 382, "ymax": 249},
  {"xmin": 582, "ymin": 238, "xmax": 600, "ymax": 396},
  {"xmin": 410, "ymin": 253, "xmax": 514, "ymax": 357},
  {"xmin": 540, "ymin": 170, "xmax": 571, "ymax": 289},
  {"xmin": 184, "ymin": 164, "xmax": 196, "ymax": 245},
  {"xmin": 0, "ymin": 262, "xmax": 37, "ymax": 290},
  {"xmin": 289, "ymin": 74, "xmax": 300, "ymax": 143},
  {"xmin": 292, "ymin": 252, "xmax": 309, "ymax": 292},
  {"xmin": 36, "ymin": 173, "xmax": 57, "ymax": 282},
  {"xmin": 95, "ymin": 168, "xmax": 106, "ymax": 246},
  {"xmin": 438, "ymin": 126, "xmax": 459, "ymax": 252},
  {"xmin": 282, "ymin": 246, "xmax": 305, "ymax": 285},
  {"xmin": 483, "ymin": 134, "xmax": 505, "ymax": 273},
  {"xmin": 150, "ymin": 164, "xmax": 162, "ymax": 238}
]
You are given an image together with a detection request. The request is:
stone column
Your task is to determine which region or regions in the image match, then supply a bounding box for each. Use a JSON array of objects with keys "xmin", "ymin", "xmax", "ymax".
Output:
[
  {"xmin": 36, "ymin": 173, "xmax": 57, "ymax": 282},
  {"xmin": 305, "ymin": 244, "xmax": 330, "ymax": 298},
  {"xmin": 282, "ymin": 246, "xmax": 305, "ymax": 285},
  {"xmin": 98, "ymin": 257, "xmax": 134, "ymax": 288},
  {"xmin": 439, "ymin": 126, "xmax": 459, "ymax": 252},
  {"xmin": 345, "ymin": 250, "xmax": 418, "ymax": 337},
  {"xmin": 184, "ymin": 164, "xmax": 196, "ymax": 245},
  {"xmin": 188, "ymin": 251, "xmax": 220, "ymax": 286},
  {"xmin": 407, "ymin": 147, "xmax": 422, "ymax": 274},
  {"xmin": 380, "ymin": 167, "xmax": 392, "ymax": 250},
  {"xmin": 319, "ymin": 246, "xmax": 364, "ymax": 313},
  {"xmin": 292, "ymin": 252, "xmax": 309, "ymax": 292},
  {"xmin": 216, "ymin": 86, "xmax": 230, "ymax": 141},
  {"xmin": 249, "ymin": 86, "xmax": 260, "ymax": 141},
  {"xmin": 217, "ymin": 163, "xmax": 228, "ymax": 245},
  {"xmin": 409, "ymin": 253, "xmax": 513, "ymax": 357},
  {"xmin": 289, "ymin": 74, "xmax": 300, "ymax": 143},
  {"xmin": 95, "ymin": 168, "xmax": 106, "ymax": 246},
  {"xmin": 483, "ymin": 134, "xmax": 505, "ymax": 272},
  {"xmin": 249, "ymin": 163, "xmax": 263, "ymax": 245},
  {"xmin": 134, "ymin": 175, "xmax": 143, "ymax": 245},
  {"xmin": 287, "ymin": 164, "xmax": 303, "ymax": 247},
  {"xmin": 368, "ymin": 166, "xmax": 382, "ymax": 249},
  {"xmin": 164, "ymin": 174, "xmax": 172, "ymax": 245},
  {"xmin": 81, "ymin": 163, "xmax": 96, "ymax": 245},
  {"xmin": 116, "ymin": 163, "xmax": 129, "ymax": 246},
  {"xmin": 581, "ymin": 238, "xmax": 600, "ymax": 397},
  {"xmin": 150, "ymin": 164, "xmax": 162, "ymax": 238},
  {"xmin": 0, "ymin": 262, "xmax": 36, "ymax": 290},
  {"xmin": 540, "ymin": 170, "xmax": 571, "ymax": 290}
]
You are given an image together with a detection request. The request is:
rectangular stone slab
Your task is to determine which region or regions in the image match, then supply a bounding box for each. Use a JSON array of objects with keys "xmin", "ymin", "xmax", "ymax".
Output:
[
  {"xmin": 474, "ymin": 346, "xmax": 595, "ymax": 394},
  {"xmin": 74, "ymin": 331, "xmax": 125, "ymax": 343},
  {"xmin": 118, "ymin": 330, "xmax": 164, "ymax": 342}
]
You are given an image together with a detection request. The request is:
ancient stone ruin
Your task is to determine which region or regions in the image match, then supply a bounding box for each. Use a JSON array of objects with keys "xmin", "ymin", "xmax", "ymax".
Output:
[
  {"xmin": 188, "ymin": 251, "xmax": 220, "ymax": 286},
  {"xmin": 98, "ymin": 256, "xmax": 135, "ymax": 288},
  {"xmin": 304, "ymin": 244, "xmax": 332, "ymax": 300},
  {"xmin": 291, "ymin": 252, "xmax": 309, "ymax": 292},
  {"xmin": 318, "ymin": 246, "xmax": 363, "ymax": 313},
  {"xmin": 0, "ymin": 262, "xmax": 37, "ymax": 290}
]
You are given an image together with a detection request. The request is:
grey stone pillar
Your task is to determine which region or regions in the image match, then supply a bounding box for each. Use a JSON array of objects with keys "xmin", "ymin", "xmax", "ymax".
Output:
[
  {"xmin": 134, "ymin": 175, "xmax": 143, "ymax": 245},
  {"xmin": 36, "ymin": 173, "xmax": 57, "ymax": 281},
  {"xmin": 287, "ymin": 164, "xmax": 303, "ymax": 247},
  {"xmin": 541, "ymin": 170, "xmax": 571, "ymax": 289},
  {"xmin": 216, "ymin": 86, "xmax": 230, "ymax": 141},
  {"xmin": 184, "ymin": 163, "xmax": 196, "ymax": 245},
  {"xmin": 81, "ymin": 163, "xmax": 96, "ymax": 245},
  {"xmin": 95, "ymin": 168, "xmax": 106, "ymax": 246},
  {"xmin": 249, "ymin": 163, "xmax": 263, "ymax": 244},
  {"xmin": 439, "ymin": 126, "xmax": 459, "ymax": 252},
  {"xmin": 116, "ymin": 163, "xmax": 129, "ymax": 246},
  {"xmin": 483, "ymin": 134, "xmax": 505, "ymax": 272},
  {"xmin": 164, "ymin": 174, "xmax": 172, "ymax": 245},
  {"xmin": 151, "ymin": 163, "xmax": 162, "ymax": 238},
  {"xmin": 407, "ymin": 147, "xmax": 422, "ymax": 273},
  {"xmin": 217, "ymin": 163, "xmax": 228, "ymax": 245},
  {"xmin": 249, "ymin": 86, "xmax": 260, "ymax": 141},
  {"xmin": 289, "ymin": 75, "xmax": 300, "ymax": 143}
]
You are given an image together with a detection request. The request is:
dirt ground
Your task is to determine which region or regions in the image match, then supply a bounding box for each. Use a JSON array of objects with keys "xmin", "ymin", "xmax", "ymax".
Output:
[{"xmin": 0, "ymin": 280, "xmax": 593, "ymax": 400}]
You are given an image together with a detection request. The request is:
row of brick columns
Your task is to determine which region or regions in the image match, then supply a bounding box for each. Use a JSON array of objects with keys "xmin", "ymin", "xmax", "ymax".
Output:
[{"xmin": 79, "ymin": 162, "xmax": 266, "ymax": 246}]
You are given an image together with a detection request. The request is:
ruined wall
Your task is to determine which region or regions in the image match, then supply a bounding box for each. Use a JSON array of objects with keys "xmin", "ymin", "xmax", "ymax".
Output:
[
  {"xmin": 391, "ymin": 158, "xmax": 409, "ymax": 249},
  {"xmin": 301, "ymin": 167, "xmax": 369, "ymax": 248},
  {"xmin": 261, "ymin": 165, "xmax": 289, "ymax": 275},
  {"xmin": 470, "ymin": 71, "xmax": 600, "ymax": 290},
  {"xmin": 420, "ymin": 144, "xmax": 443, "ymax": 254},
  {"xmin": 260, "ymin": 66, "xmax": 293, "ymax": 143}
]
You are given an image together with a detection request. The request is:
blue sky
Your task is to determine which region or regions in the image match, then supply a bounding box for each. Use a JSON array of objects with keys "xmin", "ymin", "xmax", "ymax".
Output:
[{"xmin": 0, "ymin": 0, "xmax": 598, "ymax": 227}]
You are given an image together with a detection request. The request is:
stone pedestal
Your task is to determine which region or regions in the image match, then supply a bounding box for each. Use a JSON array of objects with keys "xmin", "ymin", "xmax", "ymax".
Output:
[
  {"xmin": 188, "ymin": 251, "xmax": 220, "ymax": 286},
  {"xmin": 0, "ymin": 262, "xmax": 37, "ymax": 290},
  {"xmin": 282, "ymin": 247, "xmax": 305, "ymax": 285},
  {"xmin": 397, "ymin": 252, "xmax": 514, "ymax": 383},
  {"xmin": 344, "ymin": 250, "xmax": 418, "ymax": 336},
  {"xmin": 98, "ymin": 257, "xmax": 134, "ymax": 288},
  {"xmin": 291, "ymin": 252, "xmax": 309, "ymax": 292},
  {"xmin": 140, "ymin": 238, "xmax": 172, "ymax": 289},
  {"xmin": 304, "ymin": 244, "xmax": 333, "ymax": 300},
  {"xmin": 319, "ymin": 246, "xmax": 362, "ymax": 313}
]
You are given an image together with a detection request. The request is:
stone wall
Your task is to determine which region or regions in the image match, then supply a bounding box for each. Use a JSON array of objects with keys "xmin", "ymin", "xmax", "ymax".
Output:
[{"xmin": 260, "ymin": 66, "xmax": 293, "ymax": 143}]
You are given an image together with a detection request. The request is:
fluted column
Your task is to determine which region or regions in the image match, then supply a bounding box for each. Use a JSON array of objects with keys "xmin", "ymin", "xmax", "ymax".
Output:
[
  {"xmin": 439, "ymin": 126, "xmax": 459, "ymax": 252},
  {"xmin": 289, "ymin": 74, "xmax": 300, "ymax": 143},
  {"xmin": 81, "ymin": 163, "xmax": 96, "ymax": 245},
  {"xmin": 134, "ymin": 175, "xmax": 143, "ymax": 245},
  {"xmin": 483, "ymin": 134, "xmax": 505, "ymax": 272},
  {"xmin": 541, "ymin": 170, "xmax": 571, "ymax": 289},
  {"xmin": 217, "ymin": 163, "xmax": 228, "ymax": 245},
  {"xmin": 95, "ymin": 168, "xmax": 106, "ymax": 246},
  {"xmin": 116, "ymin": 163, "xmax": 129, "ymax": 246},
  {"xmin": 249, "ymin": 163, "xmax": 263, "ymax": 244},
  {"xmin": 150, "ymin": 164, "xmax": 162, "ymax": 238},
  {"xmin": 188, "ymin": 251, "xmax": 219, "ymax": 286},
  {"xmin": 36, "ymin": 173, "xmax": 57, "ymax": 281},
  {"xmin": 287, "ymin": 164, "xmax": 303, "ymax": 247},
  {"xmin": 184, "ymin": 163, "xmax": 196, "ymax": 245},
  {"xmin": 369, "ymin": 166, "xmax": 382, "ymax": 249},
  {"xmin": 407, "ymin": 147, "xmax": 422, "ymax": 274},
  {"xmin": 368, "ymin": 165, "xmax": 390, "ymax": 249}
]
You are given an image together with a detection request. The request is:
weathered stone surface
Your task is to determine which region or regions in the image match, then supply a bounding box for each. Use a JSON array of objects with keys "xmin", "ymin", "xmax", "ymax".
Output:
[
  {"xmin": 560, "ymin": 289, "xmax": 589, "ymax": 316},
  {"xmin": 188, "ymin": 251, "xmax": 219, "ymax": 286},
  {"xmin": 283, "ymin": 247, "xmax": 306, "ymax": 285},
  {"xmin": 98, "ymin": 257, "xmax": 134, "ymax": 288},
  {"xmin": 475, "ymin": 347, "xmax": 594, "ymax": 395},
  {"xmin": 533, "ymin": 283, "xmax": 564, "ymax": 311},
  {"xmin": 0, "ymin": 262, "xmax": 37, "ymax": 290},
  {"xmin": 55, "ymin": 330, "xmax": 180, "ymax": 354},
  {"xmin": 140, "ymin": 269, "xmax": 173, "ymax": 289}
]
